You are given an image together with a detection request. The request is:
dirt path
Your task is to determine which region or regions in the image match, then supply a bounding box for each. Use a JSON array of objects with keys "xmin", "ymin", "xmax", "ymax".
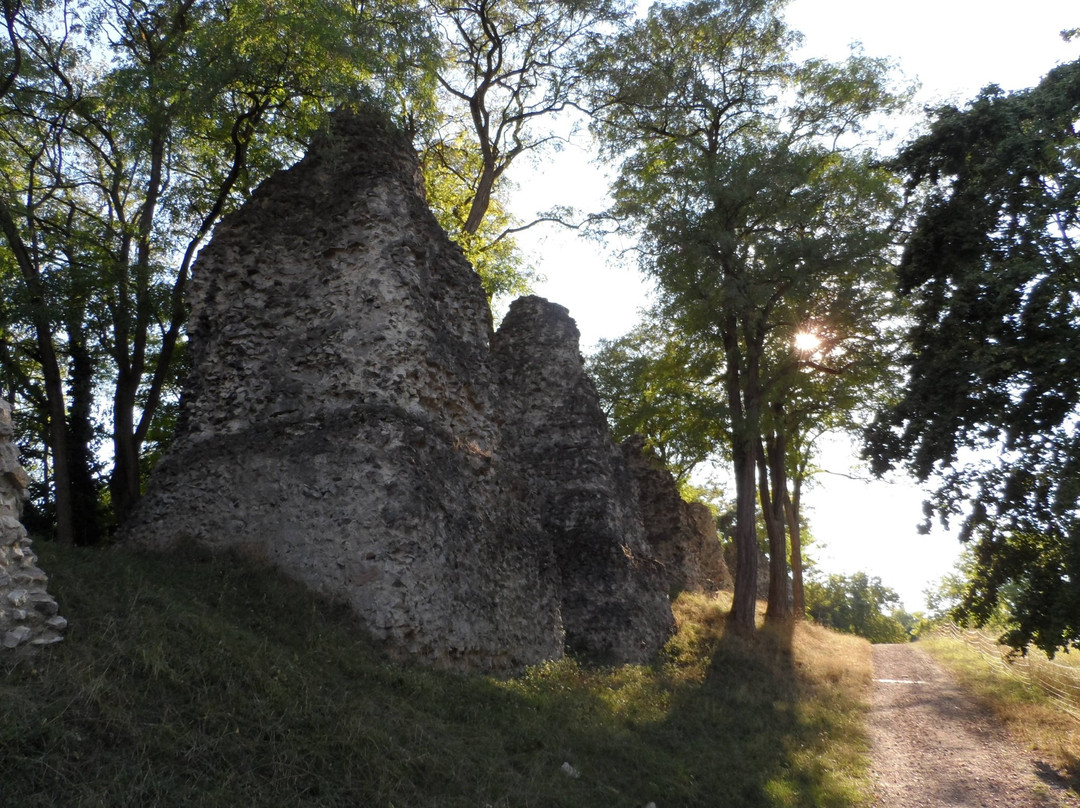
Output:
[{"xmin": 869, "ymin": 643, "xmax": 1078, "ymax": 807}]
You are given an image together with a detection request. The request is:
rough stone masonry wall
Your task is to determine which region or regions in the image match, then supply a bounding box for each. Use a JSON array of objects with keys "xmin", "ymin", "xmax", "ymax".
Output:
[
  {"xmin": 123, "ymin": 109, "xmax": 567, "ymax": 671},
  {"xmin": 493, "ymin": 298, "xmax": 675, "ymax": 663},
  {"xmin": 621, "ymin": 435, "xmax": 732, "ymax": 595},
  {"xmin": 0, "ymin": 400, "xmax": 65, "ymax": 650},
  {"xmin": 125, "ymin": 108, "xmax": 675, "ymax": 670}
]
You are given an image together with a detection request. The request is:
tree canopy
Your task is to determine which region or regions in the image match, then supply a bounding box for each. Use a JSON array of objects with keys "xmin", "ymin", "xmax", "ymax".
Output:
[
  {"xmin": 805, "ymin": 571, "xmax": 911, "ymax": 644},
  {"xmin": 417, "ymin": 0, "xmax": 628, "ymax": 299},
  {"xmin": 586, "ymin": 0, "xmax": 906, "ymax": 632},
  {"xmin": 865, "ymin": 58, "xmax": 1080, "ymax": 656}
]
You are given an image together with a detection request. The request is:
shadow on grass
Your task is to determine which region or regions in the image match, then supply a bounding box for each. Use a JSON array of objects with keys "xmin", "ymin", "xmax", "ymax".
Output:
[
  {"xmin": 1, "ymin": 544, "xmax": 870, "ymax": 808},
  {"xmin": 1034, "ymin": 760, "xmax": 1080, "ymax": 796}
]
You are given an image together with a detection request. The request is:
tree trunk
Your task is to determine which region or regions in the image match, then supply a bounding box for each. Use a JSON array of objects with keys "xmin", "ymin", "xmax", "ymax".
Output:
[
  {"xmin": 66, "ymin": 321, "xmax": 102, "ymax": 544},
  {"xmin": 760, "ymin": 433, "xmax": 791, "ymax": 623},
  {"xmin": 724, "ymin": 314, "xmax": 762, "ymax": 635},
  {"xmin": 730, "ymin": 438, "xmax": 759, "ymax": 635},
  {"xmin": 40, "ymin": 358, "xmax": 73, "ymax": 544},
  {"xmin": 463, "ymin": 159, "xmax": 496, "ymax": 235},
  {"xmin": 0, "ymin": 199, "xmax": 74, "ymax": 544},
  {"xmin": 760, "ymin": 429, "xmax": 794, "ymax": 626},
  {"xmin": 110, "ymin": 372, "xmax": 143, "ymax": 525},
  {"xmin": 785, "ymin": 486, "xmax": 805, "ymax": 618}
]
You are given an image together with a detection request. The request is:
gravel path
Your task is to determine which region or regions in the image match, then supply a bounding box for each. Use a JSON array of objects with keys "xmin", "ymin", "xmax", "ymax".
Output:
[{"xmin": 869, "ymin": 643, "xmax": 1078, "ymax": 807}]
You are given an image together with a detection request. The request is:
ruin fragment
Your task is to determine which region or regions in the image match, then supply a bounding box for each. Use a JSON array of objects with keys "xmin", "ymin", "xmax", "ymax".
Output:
[
  {"xmin": 125, "ymin": 108, "xmax": 675, "ymax": 670},
  {"xmin": 622, "ymin": 435, "xmax": 732, "ymax": 595},
  {"xmin": 0, "ymin": 400, "xmax": 66, "ymax": 651}
]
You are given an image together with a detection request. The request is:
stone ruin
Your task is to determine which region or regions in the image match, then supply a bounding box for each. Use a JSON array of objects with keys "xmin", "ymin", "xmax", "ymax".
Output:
[
  {"xmin": 125, "ymin": 107, "xmax": 726, "ymax": 670},
  {"xmin": 492, "ymin": 297, "xmax": 672, "ymax": 660},
  {"xmin": 622, "ymin": 436, "xmax": 732, "ymax": 595},
  {"xmin": 0, "ymin": 400, "xmax": 66, "ymax": 650}
]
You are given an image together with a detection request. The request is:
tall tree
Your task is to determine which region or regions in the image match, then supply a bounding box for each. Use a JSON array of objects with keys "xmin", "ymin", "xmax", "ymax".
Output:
[
  {"xmin": 762, "ymin": 266, "xmax": 903, "ymax": 617},
  {"xmin": 425, "ymin": 0, "xmax": 627, "ymax": 234},
  {"xmin": 587, "ymin": 0, "xmax": 905, "ymax": 632},
  {"xmin": 589, "ymin": 294, "xmax": 900, "ymax": 620},
  {"xmin": 865, "ymin": 58, "xmax": 1080, "ymax": 655},
  {"xmin": 413, "ymin": 0, "xmax": 629, "ymax": 301},
  {"xmin": 0, "ymin": 0, "xmax": 85, "ymax": 542}
]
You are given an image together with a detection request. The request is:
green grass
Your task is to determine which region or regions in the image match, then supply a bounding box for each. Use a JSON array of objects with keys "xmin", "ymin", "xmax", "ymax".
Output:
[
  {"xmin": 921, "ymin": 633, "xmax": 1080, "ymax": 791},
  {"xmin": 2, "ymin": 543, "xmax": 874, "ymax": 807}
]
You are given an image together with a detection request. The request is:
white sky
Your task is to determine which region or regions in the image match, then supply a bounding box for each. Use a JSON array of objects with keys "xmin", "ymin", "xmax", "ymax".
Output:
[{"xmin": 510, "ymin": 0, "xmax": 1080, "ymax": 610}]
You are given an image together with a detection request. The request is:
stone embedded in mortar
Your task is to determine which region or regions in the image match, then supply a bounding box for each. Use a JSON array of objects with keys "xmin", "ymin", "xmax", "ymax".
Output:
[
  {"xmin": 124, "ymin": 107, "xmax": 677, "ymax": 671},
  {"xmin": 123, "ymin": 107, "xmax": 564, "ymax": 671},
  {"xmin": 0, "ymin": 399, "xmax": 65, "ymax": 651},
  {"xmin": 621, "ymin": 435, "xmax": 732, "ymax": 595},
  {"xmin": 492, "ymin": 297, "xmax": 675, "ymax": 663}
]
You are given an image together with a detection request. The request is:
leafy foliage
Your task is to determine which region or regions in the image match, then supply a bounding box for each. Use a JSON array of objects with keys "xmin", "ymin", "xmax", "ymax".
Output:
[
  {"xmin": 805, "ymin": 571, "xmax": 910, "ymax": 644},
  {"xmin": 420, "ymin": 132, "xmax": 536, "ymax": 299},
  {"xmin": 415, "ymin": 0, "xmax": 628, "ymax": 299},
  {"xmin": 865, "ymin": 58, "xmax": 1080, "ymax": 655},
  {"xmin": 585, "ymin": 0, "xmax": 907, "ymax": 630},
  {"xmin": 587, "ymin": 318, "xmax": 728, "ymax": 482}
]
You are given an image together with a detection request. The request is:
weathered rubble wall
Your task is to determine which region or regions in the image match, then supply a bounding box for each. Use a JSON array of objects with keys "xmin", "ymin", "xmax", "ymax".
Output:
[
  {"xmin": 493, "ymin": 298, "xmax": 674, "ymax": 662},
  {"xmin": 621, "ymin": 435, "xmax": 732, "ymax": 595},
  {"xmin": 124, "ymin": 108, "xmax": 674, "ymax": 670},
  {"xmin": 0, "ymin": 400, "xmax": 66, "ymax": 650},
  {"xmin": 124, "ymin": 110, "xmax": 563, "ymax": 670}
]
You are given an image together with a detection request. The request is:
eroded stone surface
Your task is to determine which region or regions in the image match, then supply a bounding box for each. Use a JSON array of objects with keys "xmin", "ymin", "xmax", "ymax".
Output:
[
  {"xmin": 0, "ymin": 399, "xmax": 65, "ymax": 651},
  {"xmin": 622, "ymin": 435, "xmax": 732, "ymax": 595},
  {"xmin": 493, "ymin": 298, "xmax": 675, "ymax": 663},
  {"xmin": 125, "ymin": 108, "xmax": 675, "ymax": 670},
  {"xmin": 124, "ymin": 109, "xmax": 563, "ymax": 670}
]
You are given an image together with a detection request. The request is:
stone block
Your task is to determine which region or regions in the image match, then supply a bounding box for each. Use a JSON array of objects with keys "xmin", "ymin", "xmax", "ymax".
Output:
[
  {"xmin": 3, "ymin": 625, "xmax": 31, "ymax": 648},
  {"xmin": 30, "ymin": 634, "xmax": 63, "ymax": 646},
  {"xmin": 46, "ymin": 615, "xmax": 68, "ymax": 631},
  {"xmin": 32, "ymin": 595, "xmax": 59, "ymax": 616}
]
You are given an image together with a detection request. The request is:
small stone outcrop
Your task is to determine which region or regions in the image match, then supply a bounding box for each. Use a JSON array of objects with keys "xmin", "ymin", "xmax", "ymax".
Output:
[
  {"xmin": 0, "ymin": 400, "xmax": 66, "ymax": 650},
  {"xmin": 621, "ymin": 436, "xmax": 732, "ymax": 595},
  {"xmin": 493, "ymin": 298, "xmax": 674, "ymax": 662},
  {"xmin": 124, "ymin": 107, "xmax": 675, "ymax": 670}
]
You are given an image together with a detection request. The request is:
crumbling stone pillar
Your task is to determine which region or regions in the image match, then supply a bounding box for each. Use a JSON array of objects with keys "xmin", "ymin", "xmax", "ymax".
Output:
[
  {"xmin": 123, "ymin": 109, "xmax": 564, "ymax": 671},
  {"xmin": 621, "ymin": 435, "xmax": 732, "ymax": 595},
  {"xmin": 0, "ymin": 400, "xmax": 66, "ymax": 650},
  {"xmin": 493, "ymin": 297, "xmax": 675, "ymax": 662}
]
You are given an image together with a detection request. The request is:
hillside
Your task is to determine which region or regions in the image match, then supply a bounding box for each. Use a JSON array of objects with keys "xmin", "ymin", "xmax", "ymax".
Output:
[{"xmin": 2, "ymin": 543, "xmax": 873, "ymax": 808}]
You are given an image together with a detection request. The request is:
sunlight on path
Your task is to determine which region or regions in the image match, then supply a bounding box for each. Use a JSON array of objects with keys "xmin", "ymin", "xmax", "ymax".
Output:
[{"xmin": 869, "ymin": 644, "xmax": 1078, "ymax": 808}]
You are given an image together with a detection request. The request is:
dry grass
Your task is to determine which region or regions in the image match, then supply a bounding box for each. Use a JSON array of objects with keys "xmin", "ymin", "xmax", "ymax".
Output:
[
  {"xmin": 661, "ymin": 593, "xmax": 875, "ymax": 806},
  {"xmin": 2, "ymin": 544, "xmax": 877, "ymax": 807},
  {"xmin": 921, "ymin": 633, "xmax": 1080, "ymax": 789}
]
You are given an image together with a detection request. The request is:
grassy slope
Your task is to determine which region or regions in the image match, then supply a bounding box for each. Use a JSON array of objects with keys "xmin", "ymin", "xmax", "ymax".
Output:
[{"xmin": 2, "ymin": 544, "xmax": 873, "ymax": 808}]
